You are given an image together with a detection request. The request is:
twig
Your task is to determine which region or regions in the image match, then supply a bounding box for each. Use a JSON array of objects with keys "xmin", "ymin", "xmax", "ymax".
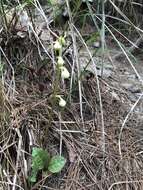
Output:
[
  {"xmin": 113, "ymin": 36, "xmax": 143, "ymax": 60},
  {"xmin": 66, "ymin": 0, "xmax": 84, "ymax": 127},
  {"xmin": 118, "ymin": 93, "xmax": 143, "ymax": 156},
  {"xmin": 72, "ymin": 25, "xmax": 105, "ymax": 153},
  {"xmin": 12, "ymin": 129, "xmax": 22, "ymax": 190},
  {"xmin": 108, "ymin": 180, "xmax": 143, "ymax": 190}
]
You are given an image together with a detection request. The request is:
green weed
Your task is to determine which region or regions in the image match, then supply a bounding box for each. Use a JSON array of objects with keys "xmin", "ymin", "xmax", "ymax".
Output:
[{"xmin": 30, "ymin": 147, "xmax": 66, "ymax": 183}]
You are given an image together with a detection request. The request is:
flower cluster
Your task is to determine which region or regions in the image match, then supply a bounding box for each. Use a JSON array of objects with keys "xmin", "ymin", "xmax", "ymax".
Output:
[
  {"xmin": 54, "ymin": 36, "xmax": 69, "ymax": 107},
  {"xmin": 54, "ymin": 37, "xmax": 70, "ymax": 79}
]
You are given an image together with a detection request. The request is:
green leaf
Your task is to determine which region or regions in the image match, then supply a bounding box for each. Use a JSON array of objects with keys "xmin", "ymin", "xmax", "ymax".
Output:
[
  {"xmin": 29, "ymin": 168, "xmax": 38, "ymax": 183},
  {"xmin": 29, "ymin": 147, "xmax": 50, "ymax": 182},
  {"xmin": 32, "ymin": 148, "xmax": 50, "ymax": 170},
  {"xmin": 48, "ymin": 155, "xmax": 66, "ymax": 173}
]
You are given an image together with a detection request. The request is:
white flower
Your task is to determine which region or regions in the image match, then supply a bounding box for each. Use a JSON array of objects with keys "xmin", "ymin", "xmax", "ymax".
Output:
[
  {"xmin": 57, "ymin": 56, "xmax": 64, "ymax": 66},
  {"xmin": 60, "ymin": 66, "xmax": 70, "ymax": 79},
  {"xmin": 54, "ymin": 41, "xmax": 62, "ymax": 51},
  {"xmin": 59, "ymin": 97, "xmax": 66, "ymax": 107},
  {"xmin": 56, "ymin": 95, "xmax": 66, "ymax": 107}
]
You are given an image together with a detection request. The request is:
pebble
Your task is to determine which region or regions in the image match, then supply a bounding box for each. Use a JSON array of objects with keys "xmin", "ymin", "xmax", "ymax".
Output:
[
  {"xmin": 121, "ymin": 83, "xmax": 133, "ymax": 90},
  {"xmin": 128, "ymin": 86, "xmax": 141, "ymax": 93}
]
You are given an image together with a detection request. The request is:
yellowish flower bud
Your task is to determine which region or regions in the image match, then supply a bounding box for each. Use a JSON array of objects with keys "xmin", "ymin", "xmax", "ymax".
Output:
[
  {"xmin": 58, "ymin": 36, "xmax": 66, "ymax": 46},
  {"xmin": 59, "ymin": 97, "xmax": 66, "ymax": 107},
  {"xmin": 55, "ymin": 95, "xmax": 66, "ymax": 107},
  {"xmin": 57, "ymin": 56, "xmax": 64, "ymax": 66},
  {"xmin": 54, "ymin": 41, "xmax": 62, "ymax": 51},
  {"xmin": 60, "ymin": 66, "xmax": 70, "ymax": 79}
]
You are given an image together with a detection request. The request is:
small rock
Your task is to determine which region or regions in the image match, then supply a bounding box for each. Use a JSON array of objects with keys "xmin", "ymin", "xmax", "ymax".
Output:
[
  {"xmin": 111, "ymin": 91, "xmax": 120, "ymax": 101},
  {"xmin": 128, "ymin": 74, "xmax": 137, "ymax": 80},
  {"xmin": 129, "ymin": 94, "xmax": 137, "ymax": 102},
  {"xmin": 97, "ymin": 69, "xmax": 112, "ymax": 78},
  {"xmin": 121, "ymin": 83, "xmax": 133, "ymax": 90},
  {"xmin": 124, "ymin": 71, "xmax": 130, "ymax": 75},
  {"xmin": 129, "ymin": 86, "xmax": 141, "ymax": 93}
]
